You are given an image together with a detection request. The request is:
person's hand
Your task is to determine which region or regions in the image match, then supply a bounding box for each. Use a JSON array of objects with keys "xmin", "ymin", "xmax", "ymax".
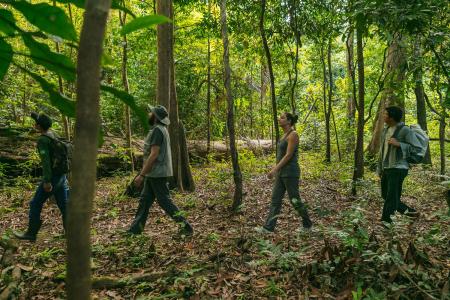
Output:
[
  {"xmin": 43, "ymin": 182, "xmax": 53, "ymax": 193},
  {"xmin": 267, "ymin": 168, "xmax": 277, "ymax": 179},
  {"xmin": 388, "ymin": 137, "xmax": 400, "ymax": 147},
  {"xmin": 134, "ymin": 174, "xmax": 145, "ymax": 188}
]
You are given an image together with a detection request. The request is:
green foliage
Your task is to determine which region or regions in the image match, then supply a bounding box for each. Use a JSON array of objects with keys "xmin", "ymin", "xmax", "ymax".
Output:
[
  {"xmin": 0, "ymin": 38, "xmax": 12, "ymax": 80},
  {"xmin": 120, "ymin": 15, "xmax": 171, "ymax": 36}
]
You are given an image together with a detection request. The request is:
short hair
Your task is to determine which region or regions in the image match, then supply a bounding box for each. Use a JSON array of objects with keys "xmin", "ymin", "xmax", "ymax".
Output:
[
  {"xmin": 284, "ymin": 112, "xmax": 299, "ymax": 126},
  {"xmin": 385, "ymin": 106, "xmax": 403, "ymax": 122}
]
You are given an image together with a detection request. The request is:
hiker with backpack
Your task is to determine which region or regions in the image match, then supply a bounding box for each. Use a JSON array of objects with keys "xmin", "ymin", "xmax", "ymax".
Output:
[
  {"xmin": 377, "ymin": 106, "xmax": 428, "ymax": 224},
  {"xmin": 14, "ymin": 112, "xmax": 70, "ymax": 241}
]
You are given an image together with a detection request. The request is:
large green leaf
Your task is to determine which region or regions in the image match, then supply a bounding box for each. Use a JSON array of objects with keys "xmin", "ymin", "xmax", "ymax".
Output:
[
  {"xmin": 100, "ymin": 85, "xmax": 149, "ymax": 131},
  {"xmin": 12, "ymin": 1, "xmax": 77, "ymax": 41},
  {"xmin": 22, "ymin": 35, "xmax": 76, "ymax": 81},
  {"xmin": 0, "ymin": 9, "xmax": 16, "ymax": 36},
  {"xmin": 24, "ymin": 70, "xmax": 76, "ymax": 118},
  {"xmin": 0, "ymin": 38, "xmax": 12, "ymax": 80},
  {"xmin": 120, "ymin": 15, "xmax": 171, "ymax": 36},
  {"xmin": 55, "ymin": 0, "xmax": 135, "ymax": 18}
]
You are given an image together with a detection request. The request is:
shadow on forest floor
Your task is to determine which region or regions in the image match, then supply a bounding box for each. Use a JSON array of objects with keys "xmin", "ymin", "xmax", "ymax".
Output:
[{"xmin": 0, "ymin": 152, "xmax": 449, "ymax": 299}]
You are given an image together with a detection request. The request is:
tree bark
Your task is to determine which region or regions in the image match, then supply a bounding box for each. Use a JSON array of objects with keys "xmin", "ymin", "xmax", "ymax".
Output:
[
  {"xmin": 259, "ymin": 0, "xmax": 279, "ymax": 148},
  {"xmin": 206, "ymin": 2, "xmax": 212, "ymax": 153},
  {"xmin": 119, "ymin": 6, "xmax": 134, "ymax": 172},
  {"xmin": 66, "ymin": 0, "xmax": 111, "ymax": 299},
  {"xmin": 367, "ymin": 35, "xmax": 407, "ymax": 157},
  {"xmin": 439, "ymin": 116, "xmax": 446, "ymax": 176},
  {"xmin": 156, "ymin": 0, "xmax": 171, "ymax": 109},
  {"xmin": 288, "ymin": 0, "xmax": 300, "ymax": 113},
  {"xmin": 260, "ymin": 63, "xmax": 268, "ymax": 139},
  {"xmin": 352, "ymin": 23, "xmax": 365, "ymax": 195},
  {"xmin": 325, "ymin": 40, "xmax": 333, "ymax": 162},
  {"xmin": 220, "ymin": 0, "xmax": 243, "ymax": 211},
  {"xmin": 346, "ymin": 28, "xmax": 356, "ymax": 151},
  {"xmin": 413, "ymin": 37, "xmax": 431, "ymax": 165}
]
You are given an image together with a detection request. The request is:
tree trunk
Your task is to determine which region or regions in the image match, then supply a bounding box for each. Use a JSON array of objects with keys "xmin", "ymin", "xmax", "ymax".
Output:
[
  {"xmin": 352, "ymin": 23, "xmax": 365, "ymax": 195},
  {"xmin": 413, "ymin": 37, "xmax": 431, "ymax": 165},
  {"xmin": 260, "ymin": 63, "xmax": 268, "ymax": 139},
  {"xmin": 439, "ymin": 116, "xmax": 446, "ymax": 176},
  {"xmin": 119, "ymin": 7, "xmax": 134, "ymax": 172},
  {"xmin": 220, "ymin": 0, "xmax": 243, "ymax": 211},
  {"xmin": 367, "ymin": 35, "xmax": 407, "ymax": 157},
  {"xmin": 206, "ymin": 12, "xmax": 212, "ymax": 153},
  {"xmin": 66, "ymin": 1, "xmax": 111, "ymax": 299},
  {"xmin": 289, "ymin": 0, "xmax": 300, "ymax": 113},
  {"xmin": 259, "ymin": 0, "xmax": 279, "ymax": 148},
  {"xmin": 156, "ymin": 0, "xmax": 171, "ymax": 109},
  {"xmin": 346, "ymin": 28, "xmax": 356, "ymax": 151},
  {"xmin": 53, "ymin": 0, "xmax": 70, "ymax": 141},
  {"xmin": 325, "ymin": 40, "xmax": 333, "ymax": 162}
]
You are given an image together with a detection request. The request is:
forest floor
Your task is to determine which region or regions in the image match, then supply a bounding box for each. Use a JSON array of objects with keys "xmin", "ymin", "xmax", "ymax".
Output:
[{"xmin": 0, "ymin": 151, "xmax": 449, "ymax": 299}]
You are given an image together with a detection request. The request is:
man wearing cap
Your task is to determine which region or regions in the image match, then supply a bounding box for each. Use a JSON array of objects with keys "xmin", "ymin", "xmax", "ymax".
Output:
[
  {"xmin": 14, "ymin": 112, "xmax": 69, "ymax": 241},
  {"xmin": 128, "ymin": 105, "xmax": 193, "ymax": 235}
]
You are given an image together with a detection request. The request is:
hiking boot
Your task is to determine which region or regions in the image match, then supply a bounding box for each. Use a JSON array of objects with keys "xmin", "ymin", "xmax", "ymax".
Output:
[
  {"xmin": 14, "ymin": 220, "xmax": 42, "ymax": 242},
  {"xmin": 302, "ymin": 216, "xmax": 313, "ymax": 230},
  {"xmin": 179, "ymin": 221, "xmax": 193, "ymax": 236},
  {"xmin": 254, "ymin": 226, "xmax": 273, "ymax": 234},
  {"xmin": 404, "ymin": 208, "xmax": 420, "ymax": 218}
]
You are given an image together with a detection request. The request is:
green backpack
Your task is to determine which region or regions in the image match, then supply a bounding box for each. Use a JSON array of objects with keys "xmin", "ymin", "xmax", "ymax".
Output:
[{"xmin": 43, "ymin": 134, "xmax": 73, "ymax": 175}]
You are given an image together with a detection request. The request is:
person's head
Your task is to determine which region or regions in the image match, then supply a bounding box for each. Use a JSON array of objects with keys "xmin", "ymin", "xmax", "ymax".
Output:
[
  {"xmin": 30, "ymin": 112, "xmax": 52, "ymax": 132},
  {"xmin": 383, "ymin": 106, "xmax": 403, "ymax": 125},
  {"xmin": 278, "ymin": 112, "xmax": 298, "ymax": 127},
  {"xmin": 147, "ymin": 105, "xmax": 170, "ymax": 126}
]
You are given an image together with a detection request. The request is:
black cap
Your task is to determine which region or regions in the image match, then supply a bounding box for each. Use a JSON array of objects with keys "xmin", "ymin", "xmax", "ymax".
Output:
[{"xmin": 31, "ymin": 112, "xmax": 52, "ymax": 130}]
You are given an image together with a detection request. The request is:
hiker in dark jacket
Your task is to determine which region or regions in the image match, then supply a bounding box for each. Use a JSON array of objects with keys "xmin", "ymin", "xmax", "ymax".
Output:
[
  {"xmin": 14, "ymin": 113, "xmax": 69, "ymax": 241},
  {"xmin": 127, "ymin": 105, "xmax": 193, "ymax": 235},
  {"xmin": 377, "ymin": 106, "xmax": 421, "ymax": 223},
  {"xmin": 259, "ymin": 112, "xmax": 312, "ymax": 233}
]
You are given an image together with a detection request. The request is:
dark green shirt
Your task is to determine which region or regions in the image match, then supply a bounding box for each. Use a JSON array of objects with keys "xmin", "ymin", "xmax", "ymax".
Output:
[
  {"xmin": 276, "ymin": 133, "xmax": 300, "ymax": 178},
  {"xmin": 37, "ymin": 131, "xmax": 58, "ymax": 183}
]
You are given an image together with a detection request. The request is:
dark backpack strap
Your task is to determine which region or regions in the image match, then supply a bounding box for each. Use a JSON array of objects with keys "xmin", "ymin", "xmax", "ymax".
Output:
[{"xmin": 392, "ymin": 124, "xmax": 405, "ymax": 140}]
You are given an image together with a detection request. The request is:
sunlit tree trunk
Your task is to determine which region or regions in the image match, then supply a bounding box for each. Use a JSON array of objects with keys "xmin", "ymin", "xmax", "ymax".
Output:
[{"xmin": 346, "ymin": 28, "xmax": 356, "ymax": 151}]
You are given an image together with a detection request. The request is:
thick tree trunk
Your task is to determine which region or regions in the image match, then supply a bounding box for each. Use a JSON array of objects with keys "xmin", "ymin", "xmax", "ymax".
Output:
[
  {"xmin": 220, "ymin": 0, "xmax": 243, "ymax": 211},
  {"xmin": 367, "ymin": 35, "xmax": 407, "ymax": 157},
  {"xmin": 413, "ymin": 38, "xmax": 431, "ymax": 165},
  {"xmin": 119, "ymin": 8, "xmax": 134, "ymax": 172},
  {"xmin": 259, "ymin": 0, "xmax": 279, "ymax": 148},
  {"xmin": 352, "ymin": 24, "xmax": 365, "ymax": 195},
  {"xmin": 66, "ymin": 0, "xmax": 111, "ymax": 299}
]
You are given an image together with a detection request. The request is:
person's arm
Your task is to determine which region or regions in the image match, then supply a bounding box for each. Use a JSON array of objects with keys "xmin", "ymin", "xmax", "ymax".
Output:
[
  {"xmin": 388, "ymin": 128, "xmax": 422, "ymax": 158},
  {"xmin": 37, "ymin": 137, "xmax": 53, "ymax": 192},
  {"xmin": 134, "ymin": 127, "xmax": 163, "ymax": 187},
  {"xmin": 268, "ymin": 132, "xmax": 299, "ymax": 178}
]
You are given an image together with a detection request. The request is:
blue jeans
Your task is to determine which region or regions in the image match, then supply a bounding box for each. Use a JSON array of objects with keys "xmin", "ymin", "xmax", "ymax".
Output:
[{"xmin": 29, "ymin": 175, "xmax": 69, "ymax": 226}]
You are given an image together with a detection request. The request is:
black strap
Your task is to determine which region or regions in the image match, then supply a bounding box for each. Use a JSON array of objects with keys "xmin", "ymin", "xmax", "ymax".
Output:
[{"xmin": 282, "ymin": 129, "xmax": 294, "ymax": 141}]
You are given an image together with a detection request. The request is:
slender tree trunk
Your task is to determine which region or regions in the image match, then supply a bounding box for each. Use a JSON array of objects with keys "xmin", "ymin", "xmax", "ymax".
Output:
[
  {"xmin": 413, "ymin": 37, "xmax": 431, "ymax": 165},
  {"xmin": 156, "ymin": 0, "xmax": 171, "ymax": 109},
  {"xmin": 367, "ymin": 35, "xmax": 407, "ymax": 157},
  {"xmin": 331, "ymin": 107, "xmax": 341, "ymax": 161},
  {"xmin": 206, "ymin": 0, "xmax": 212, "ymax": 153},
  {"xmin": 260, "ymin": 62, "xmax": 268, "ymax": 139},
  {"xmin": 439, "ymin": 116, "xmax": 446, "ymax": 176},
  {"xmin": 289, "ymin": 0, "xmax": 300, "ymax": 113},
  {"xmin": 53, "ymin": 0, "xmax": 70, "ymax": 140},
  {"xmin": 119, "ymin": 8, "xmax": 134, "ymax": 172},
  {"xmin": 352, "ymin": 23, "xmax": 365, "ymax": 195},
  {"xmin": 67, "ymin": 0, "xmax": 111, "ymax": 299},
  {"xmin": 326, "ymin": 40, "xmax": 333, "ymax": 162},
  {"xmin": 259, "ymin": 0, "xmax": 279, "ymax": 147},
  {"xmin": 346, "ymin": 28, "xmax": 356, "ymax": 151},
  {"xmin": 220, "ymin": 0, "xmax": 243, "ymax": 211}
]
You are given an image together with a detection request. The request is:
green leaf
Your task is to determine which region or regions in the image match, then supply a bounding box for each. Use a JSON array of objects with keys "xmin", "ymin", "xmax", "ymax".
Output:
[
  {"xmin": 0, "ymin": 38, "xmax": 12, "ymax": 80},
  {"xmin": 55, "ymin": 0, "xmax": 136, "ymax": 18},
  {"xmin": 12, "ymin": 1, "xmax": 77, "ymax": 41},
  {"xmin": 120, "ymin": 15, "xmax": 171, "ymax": 36},
  {"xmin": 0, "ymin": 9, "xmax": 16, "ymax": 36},
  {"xmin": 100, "ymin": 85, "xmax": 149, "ymax": 131},
  {"xmin": 22, "ymin": 35, "xmax": 76, "ymax": 81},
  {"xmin": 24, "ymin": 70, "xmax": 76, "ymax": 118}
]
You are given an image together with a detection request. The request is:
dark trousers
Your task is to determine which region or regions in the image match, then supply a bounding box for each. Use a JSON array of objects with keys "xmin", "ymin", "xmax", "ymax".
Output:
[
  {"xmin": 29, "ymin": 175, "xmax": 68, "ymax": 227},
  {"xmin": 264, "ymin": 176, "xmax": 310, "ymax": 231},
  {"xmin": 129, "ymin": 177, "xmax": 187, "ymax": 233},
  {"xmin": 381, "ymin": 168, "xmax": 412, "ymax": 222}
]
